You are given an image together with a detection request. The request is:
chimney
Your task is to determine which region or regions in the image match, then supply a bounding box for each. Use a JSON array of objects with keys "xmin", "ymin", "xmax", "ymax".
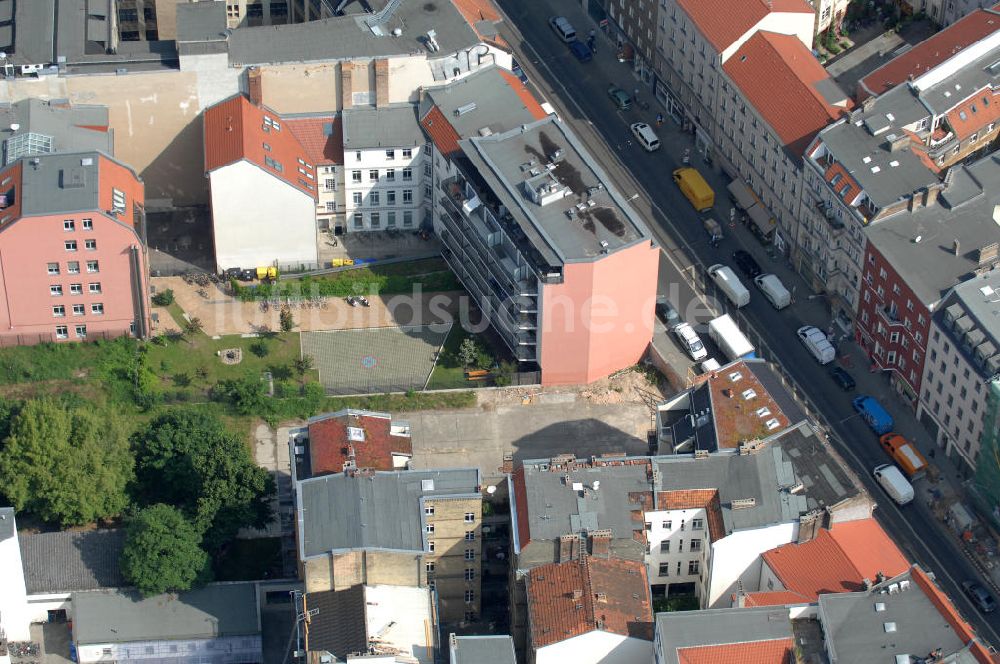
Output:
[
  {"xmin": 953, "ymin": 239, "xmax": 961, "ymax": 256},
  {"xmin": 863, "ymin": 578, "xmax": 873, "ymax": 590},
  {"xmin": 924, "ymin": 185, "xmax": 941, "ymax": 207},
  {"xmin": 909, "ymin": 193, "xmax": 923, "ymax": 212},
  {"xmin": 247, "ymin": 67, "xmax": 263, "ymax": 106}
]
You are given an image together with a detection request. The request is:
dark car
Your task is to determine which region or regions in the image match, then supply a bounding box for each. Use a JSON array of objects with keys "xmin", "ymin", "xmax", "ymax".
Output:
[
  {"xmin": 732, "ymin": 250, "xmax": 762, "ymax": 278},
  {"xmin": 829, "ymin": 366, "xmax": 856, "ymax": 391},
  {"xmin": 655, "ymin": 298, "xmax": 681, "ymax": 328},
  {"xmin": 511, "ymin": 58, "xmax": 528, "ymax": 85},
  {"xmin": 569, "ymin": 40, "xmax": 592, "ymax": 62},
  {"xmin": 962, "ymin": 581, "xmax": 997, "ymax": 613}
]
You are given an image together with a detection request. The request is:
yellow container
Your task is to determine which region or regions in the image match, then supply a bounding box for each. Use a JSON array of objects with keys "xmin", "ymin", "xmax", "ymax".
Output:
[
  {"xmin": 256, "ymin": 266, "xmax": 268, "ymax": 279},
  {"xmin": 267, "ymin": 266, "xmax": 278, "ymax": 280}
]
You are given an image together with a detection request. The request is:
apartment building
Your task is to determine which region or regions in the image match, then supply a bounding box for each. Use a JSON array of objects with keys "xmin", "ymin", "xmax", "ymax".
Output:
[
  {"xmin": 342, "ymin": 106, "xmax": 427, "ymax": 233},
  {"xmin": 115, "ymin": 0, "xmax": 185, "ymax": 41},
  {"xmin": 294, "ymin": 468, "xmax": 482, "ymax": 624},
  {"xmin": 525, "ymin": 557, "xmax": 653, "ymax": 664},
  {"xmin": 222, "ymin": 0, "xmax": 336, "ymax": 27},
  {"xmin": 605, "ymin": 0, "xmax": 662, "ymax": 85},
  {"xmin": 807, "ymin": 0, "xmax": 850, "ymax": 40},
  {"xmin": 919, "ymin": 269, "xmax": 1000, "ymax": 474},
  {"xmin": 922, "ymin": 0, "xmax": 999, "ymax": 26}
]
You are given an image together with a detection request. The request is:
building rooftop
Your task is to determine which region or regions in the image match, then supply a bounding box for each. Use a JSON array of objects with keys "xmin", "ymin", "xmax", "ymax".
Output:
[
  {"xmin": 526, "ymin": 557, "xmax": 652, "ymax": 650},
  {"xmin": 0, "ymin": 507, "xmax": 15, "ymax": 543},
  {"xmin": 296, "ymin": 467, "xmax": 480, "ymax": 559},
  {"xmin": 767, "ymin": 421, "xmax": 862, "ymax": 514},
  {"xmin": 655, "ymin": 606, "xmax": 794, "ymax": 664},
  {"xmin": 420, "ymin": 66, "xmax": 548, "ymax": 157},
  {"xmin": 19, "ymin": 528, "xmax": 125, "ymax": 593},
  {"xmin": 0, "ymin": 99, "xmax": 112, "ymax": 164},
  {"xmin": 10, "ymin": 151, "xmax": 138, "ymax": 221},
  {"xmin": 937, "ymin": 268, "xmax": 1000, "ymax": 380},
  {"xmin": 342, "ymin": 105, "xmax": 424, "ymax": 150},
  {"xmin": 458, "ymin": 116, "xmax": 653, "ymax": 266},
  {"xmin": 674, "ymin": 0, "xmax": 813, "ymax": 52},
  {"xmin": 723, "ymin": 31, "xmax": 849, "ymax": 158},
  {"xmin": 819, "ymin": 565, "xmax": 994, "ymax": 664},
  {"xmin": 859, "ymin": 4, "xmax": 1000, "ymax": 99},
  {"xmin": 217, "ymin": 0, "xmax": 481, "ymax": 66},
  {"xmin": 865, "ymin": 151, "xmax": 1000, "ymax": 306},
  {"xmin": 285, "ymin": 115, "xmax": 344, "ymax": 166},
  {"xmin": 449, "ymin": 635, "xmax": 517, "ymax": 664},
  {"xmin": 72, "ymin": 584, "xmax": 261, "ymax": 645},
  {"xmin": 175, "ymin": 0, "xmax": 228, "ymax": 45},
  {"xmin": 915, "ymin": 32, "xmax": 1000, "ymax": 118},
  {"xmin": 304, "ymin": 586, "xmax": 368, "ymax": 656},
  {"xmin": 306, "ymin": 409, "xmax": 412, "ymax": 478}
]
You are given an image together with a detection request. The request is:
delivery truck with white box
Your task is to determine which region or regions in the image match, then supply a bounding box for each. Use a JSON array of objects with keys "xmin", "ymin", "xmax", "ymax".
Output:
[{"xmin": 707, "ymin": 315, "xmax": 756, "ymax": 361}]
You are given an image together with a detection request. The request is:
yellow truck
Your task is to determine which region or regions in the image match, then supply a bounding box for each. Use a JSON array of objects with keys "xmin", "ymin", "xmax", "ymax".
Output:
[{"xmin": 673, "ymin": 167, "xmax": 715, "ymax": 212}]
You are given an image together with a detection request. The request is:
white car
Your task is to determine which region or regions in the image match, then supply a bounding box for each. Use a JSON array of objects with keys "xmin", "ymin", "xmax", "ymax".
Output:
[
  {"xmin": 674, "ymin": 322, "xmax": 708, "ymax": 361},
  {"xmin": 797, "ymin": 325, "xmax": 836, "ymax": 364}
]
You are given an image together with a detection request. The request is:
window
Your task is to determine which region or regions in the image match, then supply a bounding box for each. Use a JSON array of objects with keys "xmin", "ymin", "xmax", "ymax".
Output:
[
  {"xmin": 325, "ymin": 201, "xmax": 337, "ymax": 212},
  {"xmin": 403, "ymin": 189, "xmax": 413, "ymax": 204},
  {"xmin": 662, "ymin": 520, "xmax": 672, "ymax": 529},
  {"xmin": 386, "ymin": 168, "xmax": 396, "ymax": 181},
  {"xmin": 387, "ymin": 211, "xmax": 396, "ymax": 227},
  {"xmin": 677, "ymin": 561, "xmax": 682, "ymax": 575},
  {"xmin": 262, "ymin": 142, "xmax": 271, "ymax": 152},
  {"xmin": 355, "ymin": 150, "xmax": 362, "ymax": 162},
  {"xmin": 402, "ymin": 167, "xmax": 413, "ymax": 181},
  {"xmin": 690, "ymin": 538, "xmax": 702, "ymax": 552},
  {"xmin": 82, "ymin": 218, "xmax": 93, "ymax": 230},
  {"xmin": 369, "ymin": 169, "xmax": 380, "ymax": 181},
  {"xmin": 352, "ymin": 170, "xmax": 362, "ymax": 183},
  {"xmin": 465, "ymin": 568, "xmax": 476, "ymax": 580},
  {"xmin": 72, "ymin": 304, "xmax": 85, "ymax": 316},
  {"xmin": 464, "ymin": 512, "xmax": 475, "ymax": 522},
  {"xmin": 88, "ymin": 283, "xmax": 101, "ymax": 294},
  {"xmin": 353, "ymin": 213, "xmax": 364, "ymax": 229},
  {"xmin": 425, "ymin": 524, "xmax": 434, "ymax": 534},
  {"xmin": 69, "ymin": 284, "xmax": 83, "ymax": 295},
  {"xmin": 55, "ymin": 325, "xmax": 68, "ymax": 339},
  {"xmin": 658, "ymin": 562, "xmax": 670, "ymax": 577},
  {"xmin": 370, "ymin": 212, "xmax": 380, "ymax": 228},
  {"xmin": 63, "ymin": 220, "xmax": 75, "ymax": 231},
  {"xmin": 50, "ymin": 285, "xmax": 63, "ymax": 296},
  {"xmin": 85, "ymin": 239, "xmax": 96, "ymax": 251},
  {"xmin": 678, "ymin": 539, "xmax": 683, "ymax": 552},
  {"xmin": 688, "ymin": 560, "xmax": 700, "ymax": 575},
  {"xmin": 465, "ymin": 531, "xmax": 475, "ymax": 541},
  {"xmin": 65, "ymin": 240, "xmax": 77, "ymax": 252},
  {"xmin": 402, "ymin": 148, "xmax": 412, "ymax": 159},
  {"xmin": 425, "ymin": 505, "xmax": 435, "ymax": 516},
  {"xmin": 464, "ymin": 549, "xmax": 475, "ymax": 560},
  {"xmin": 691, "ymin": 518, "xmax": 704, "ymax": 530},
  {"xmin": 660, "ymin": 540, "xmax": 670, "ymax": 552},
  {"xmin": 387, "ymin": 190, "xmax": 396, "ymax": 205},
  {"xmin": 264, "ymin": 156, "xmax": 283, "ymax": 172},
  {"xmin": 47, "ymin": 262, "xmax": 60, "ymax": 275},
  {"xmin": 75, "ymin": 325, "xmax": 87, "ymax": 339},
  {"xmin": 403, "ymin": 210, "xmax": 414, "ymax": 227},
  {"xmin": 370, "ymin": 191, "xmax": 380, "ymax": 206},
  {"xmin": 386, "ymin": 149, "xmax": 395, "ymax": 160},
  {"xmin": 353, "ymin": 192, "xmax": 363, "ymax": 206},
  {"xmin": 91, "ymin": 303, "xmax": 104, "ymax": 315},
  {"xmin": 464, "ymin": 590, "xmax": 475, "ymax": 603},
  {"xmin": 52, "ymin": 305, "xmax": 65, "ymax": 317},
  {"xmin": 325, "ymin": 178, "xmax": 336, "ymax": 191},
  {"xmin": 428, "ymin": 541, "xmax": 435, "ymax": 552},
  {"xmin": 426, "ymin": 561, "xmax": 435, "ymax": 573}
]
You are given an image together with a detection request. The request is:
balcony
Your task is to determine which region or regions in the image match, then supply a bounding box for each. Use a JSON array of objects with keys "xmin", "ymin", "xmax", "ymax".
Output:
[
  {"xmin": 929, "ymin": 125, "xmax": 954, "ymax": 148},
  {"xmin": 877, "ymin": 305, "xmax": 904, "ymax": 327},
  {"xmin": 813, "ymin": 200, "xmax": 845, "ymax": 231}
]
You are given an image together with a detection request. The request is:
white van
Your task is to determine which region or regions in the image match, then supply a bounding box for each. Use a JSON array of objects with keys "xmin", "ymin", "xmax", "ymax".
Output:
[
  {"xmin": 797, "ymin": 325, "xmax": 835, "ymax": 364},
  {"xmin": 753, "ymin": 273, "xmax": 791, "ymax": 310},
  {"xmin": 630, "ymin": 123, "xmax": 661, "ymax": 152},
  {"xmin": 548, "ymin": 16, "xmax": 576, "ymax": 42},
  {"xmin": 673, "ymin": 323, "xmax": 707, "ymax": 361},
  {"xmin": 707, "ymin": 264, "xmax": 750, "ymax": 308},
  {"xmin": 874, "ymin": 464, "xmax": 914, "ymax": 505},
  {"xmin": 699, "ymin": 358, "xmax": 722, "ymax": 373}
]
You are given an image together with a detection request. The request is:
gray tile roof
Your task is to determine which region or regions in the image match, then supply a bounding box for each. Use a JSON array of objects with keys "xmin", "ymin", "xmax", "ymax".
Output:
[
  {"xmin": 655, "ymin": 606, "xmax": 794, "ymax": 664},
  {"xmin": 450, "ymin": 635, "xmax": 516, "ymax": 664},
  {"xmin": 19, "ymin": 528, "xmax": 126, "ymax": 593},
  {"xmin": 422, "ymin": 66, "xmax": 544, "ymax": 141},
  {"xmin": 819, "ymin": 568, "xmax": 966, "ymax": 663},
  {"xmin": 72, "ymin": 584, "xmax": 261, "ymax": 644},
  {"xmin": 936, "ymin": 270, "xmax": 1000, "ymax": 380},
  {"xmin": 0, "ymin": 507, "xmax": 15, "ymax": 543},
  {"xmin": 0, "ymin": 99, "xmax": 112, "ymax": 163},
  {"xmin": 458, "ymin": 116, "xmax": 654, "ymax": 265},
  {"xmin": 223, "ymin": 0, "xmax": 479, "ymax": 66},
  {"xmin": 865, "ymin": 152, "xmax": 1000, "ymax": 306},
  {"xmin": 342, "ymin": 105, "xmax": 424, "ymax": 149},
  {"xmin": 296, "ymin": 468, "xmax": 481, "ymax": 559}
]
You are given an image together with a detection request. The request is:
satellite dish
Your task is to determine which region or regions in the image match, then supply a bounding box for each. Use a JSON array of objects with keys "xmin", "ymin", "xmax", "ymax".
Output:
[
  {"xmin": 914, "ymin": 235, "xmax": 922, "ymax": 243},
  {"xmin": 486, "ymin": 485, "xmax": 497, "ymax": 495},
  {"xmin": 0, "ymin": 52, "xmax": 7, "ymax": 60},
  {"xmin": 9, "ymin": 123, "xmax": 19, "ymax": 131}
]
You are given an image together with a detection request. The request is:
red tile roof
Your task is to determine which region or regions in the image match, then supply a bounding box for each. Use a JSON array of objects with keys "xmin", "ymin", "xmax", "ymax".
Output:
[
  {"xmin": 859, "ymin": 4, "xmax": 1000, "ymax": 99},
  {"xmin": 450, "ymin": 0, "xmax": 509, "ymax": 48},
  {"xmin": 741, "ymin": 590, "xmax": 812, "ymax": 607},
  {"xmin": 676, "ymin": 0, "xmax": 813, "ymax": 51},
  {"xmin": 420, "ymin": 106, "xmax": 463, "ymax": 157},
  {"xmin": 656, "ymin": 489, "xmax": 725, "ymax": 543},
  {"xmin": 203, "ymin": 94, "xmax": 317, "ymax": 198},
  {"xmin": 308, "ymin": 410, "xmax": 412, "ymax": 477},
  {"xmin": 762, "ymin": 519, "xmax": 909, "ymax": 601},
  {"xmin": 823, "ymin": 161, "xmax": 864, "ymax": 206},
  {"xmin": 512, "ymin": 465, "xmax": 531, "ymax": 549},
  {"xmin": 724, "ymin": 32, "xmax": 849, "ymax": 158},
  {"xmin": 676, "ymin": 639, "xmax": 794, "ymax": 664},
  {"xmin": 526, "ymin": 557, "xmax": 653, "ymax": 650},
  {"xmin": 285, "ymin": 116, "xmax": 344, "ymax": 166},
  {"xmin": 498, "ymin": 69, "xmax": 548, "ymax": 121},
  {"xmin": 945, "ymin": 87, "xmax": 1000, "ymax": 140}
]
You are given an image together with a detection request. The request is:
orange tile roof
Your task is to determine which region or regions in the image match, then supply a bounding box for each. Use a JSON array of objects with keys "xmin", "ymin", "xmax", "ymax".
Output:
[
  {"xmin": 741, "ymin": 590, "xmax": 812, "ymax": 607},
  {"xmin": 285, "ymin": 116, "xmax": 344, "ymax": 166},
  {"xmin": 203, "ymin": 94, "xmax": 317, "ymax": 198},
  {"xmin": 420, "ymin": 105, "xmax": 463, "ymax": 157},
  {"xmin": 828, "ymin": 518, "xmax": 908, "ymax": 581},
  {"xmin": 513, "ymin": 465, "xmax": 531, "ymax": 548},
  {"xmin": 676, "ymin": 0, "xmax": 812, "ymax": 51},
  {"xmin": 859, "ymin": 4, "xmax": 1000, "ymax": 99},
  {"xmin": 656, "ymin": 489, "xmax": 725, "ymax": 543},
  {"xmin": 823, "ymin": 161, "xmax": 863, "ymax": 205},
  {"xmin": 307, "ymin": 411, "xmax": 412, "ymax": 477},
  {"xmin": 498, "ymin": 69, "xmax": 548, "ymax": 121},
  {"xmin": 910, "ymin": 566, "xmax": 999, "ymax": 664},
  {"xmin": 526, "ymin": 557, "xmax": 652, "ymax": 650},
  {"xmin": 676, "ymin": 638, "xmax": 794, "ymax": 664},
  {"xmin": 724, "ymin": 32, "xmax": 848, "ymax": 158},
  {"xmin": 450, "ymin": 0, "xmax": 508, "ymax": 48},
  {"xmin": 945, "ymin": 87, "xmax": 1000, "ymax": 140}
]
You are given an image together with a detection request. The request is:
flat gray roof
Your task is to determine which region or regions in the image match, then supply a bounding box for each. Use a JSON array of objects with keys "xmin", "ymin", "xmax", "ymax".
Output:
[
  {"xmin": 72, "ymin": 584, "xmax": 261, "ymax": 644},
  {"xmin": 865, "ymin": 152, "xmax": 1000, "ymax": 306},
  {"xmin": 0, "ymin": 99, "xmax": 112, "ymax": 162},
  {"xmin": 459, "ymin": 117, "xmax": 653, "ymax": 265},
  {"xmin": 297, "ymin": 468, "xmax": 480, "ymax": 559},
  {"xmin": 18, "ymin": 152, "xmax": 107, "ymax": 217},
  {"xmin": 422, "ymin": 66, "xmax": 544, "ymax": 140},
  {"xmin": 10, "ymin": 0, "xmax": 54, "ymax": 65},
  {"xmin": 769, "ymin": 421, "xmax": 858, "ymax": 513},
  {"xmin": 451, "ymin": 635, "xmax": 517, "ymax": 664},
  {"xmin": 342, "ymin": 105, "xmax": 423, "ymax": 149},
  {"xmin": 918, "ymin": 42, "xmax": 1000, "ymax": 116},
  {"xmin": 19, "ymin": 528, "xmax": 126, "ymax": 593},
  {"xmin": 819, "ymin": 86, "xmax": 936, "ymax": 209},
  {"xmin": 655, "ymin": 606, "xmax": 794, "ymax": 664},
  {"xmin": 820, "ymin": 569, "xmax": 966, "ymax": 663},
  {"xmin": 223, "ymin": 0, "xmax": 479, "ymax": 66},
  {"xmin": 175, "ymin": 1, "xmax": 228, "ymax": 44}
]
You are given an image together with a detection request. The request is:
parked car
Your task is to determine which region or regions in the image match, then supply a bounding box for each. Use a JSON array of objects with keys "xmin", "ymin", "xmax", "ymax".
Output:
[
  {"xmin": 549, "ymin": 16, "xmax": 577, "ymax": 42},
  {"xmin": 962, "ymin": 581, "xmax": 997, "ymax": 613},
  {"xmin": 732, "ymin": 250, "xmax": 762, "ymax": 278},
  {"xmin": 607, "ymin": 85, "xmax": 631, "ymax": 110},
  {"xmin": 655, "ymin": 298, "xmax": 681, "ymax": 328},
  {"xmin": 829, "ymin": 366, "xmax": 856, "ymax": 391},
  {"xmin": 511, "ymin": 58, "xmax": 528, "ymax": 84},
  {"xmin": 797, "ymin": 325, "xmax": 836, "ymax": 364},
  {"xmin": 568, "ymin": 40, "xmax": 592, "ymax": 62},
  {"xmin": 673, "ymin": 322, "xmax": 707, "ymax": 361}
]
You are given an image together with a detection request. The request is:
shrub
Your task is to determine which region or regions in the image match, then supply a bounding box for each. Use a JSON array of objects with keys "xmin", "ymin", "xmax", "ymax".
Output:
[{"xmin": 151, "ymin": 289, "xmax": 175, "ymax": 306}]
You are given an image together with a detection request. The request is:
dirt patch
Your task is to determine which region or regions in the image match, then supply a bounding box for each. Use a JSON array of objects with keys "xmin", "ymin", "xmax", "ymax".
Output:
[{"xmin": 476, "ymin": 366, "xmax": 667, "ymax": 409}]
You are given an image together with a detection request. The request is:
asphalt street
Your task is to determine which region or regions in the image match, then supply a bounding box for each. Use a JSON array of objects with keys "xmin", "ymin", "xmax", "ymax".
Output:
[{"xmin": 496, "ymin": 0, "xmax": 1000, "ymax": 646}]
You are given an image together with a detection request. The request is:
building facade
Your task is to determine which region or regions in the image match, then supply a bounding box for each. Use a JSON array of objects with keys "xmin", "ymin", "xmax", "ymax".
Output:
[{"xmin": 0, "ymin": 508, "xmax": 30, "ymax": 641}]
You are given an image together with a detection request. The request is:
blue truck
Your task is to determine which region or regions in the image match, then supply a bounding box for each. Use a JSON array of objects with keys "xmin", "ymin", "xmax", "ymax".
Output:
[{"xmin": 852, "ymin": 395, "xmax": 894, "ymax": 435}]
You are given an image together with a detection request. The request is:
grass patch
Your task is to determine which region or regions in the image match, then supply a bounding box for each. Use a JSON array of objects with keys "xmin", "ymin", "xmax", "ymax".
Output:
[
  {"xmin": 652, "ymin": 595, "xmax": 700, "ymax": 613},
  {"xmin": 427, "ymin": 325, "xmax": 486, "ymax": 390},
  {"xmin": 164, "ymin": 301, "xmax": 188, "ymax": 329},
  {"xmin": 213, "ymin": 537, "xmax": 283, "ymax": 581},
  {"xmin": 325, "ymin": 390, "xmax": 476, "ymax": 412},
  {"xmin": 0, "ymin": 341, "xmax": 107, "ymax": 385}
]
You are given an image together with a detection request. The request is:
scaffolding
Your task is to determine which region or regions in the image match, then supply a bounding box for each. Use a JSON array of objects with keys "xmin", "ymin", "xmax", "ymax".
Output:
[{"xmin": 971, "ymin": 379, "xmax": 1000, "ymax": 524}]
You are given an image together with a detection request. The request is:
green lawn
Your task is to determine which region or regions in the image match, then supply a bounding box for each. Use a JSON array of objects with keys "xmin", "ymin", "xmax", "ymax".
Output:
[{"xmin": 427, "ymin": 324, "xmax": 481, "ymax": 390}]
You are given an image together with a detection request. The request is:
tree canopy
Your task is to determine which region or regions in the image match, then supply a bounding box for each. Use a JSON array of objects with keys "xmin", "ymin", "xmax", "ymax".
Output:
[
  {"xmin": 0, "ymin": 399, "xmax": 133, "ymax": 526},
  {"xmin": 120, "ymin": 504, "xmax": 211, "ymax": 596}
]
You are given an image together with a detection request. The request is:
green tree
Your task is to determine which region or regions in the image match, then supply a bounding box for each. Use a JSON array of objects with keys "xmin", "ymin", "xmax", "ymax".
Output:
[
  {"xmin": 293, "ymin": 355, "xmax": 315, "ymax": 382},
  {"xmin": 120, "ymin": 504, "xmax": 211, "ymax": 596},
  {"xmin": 214, "ymin": 374, "xmax": 267, "ymax": 415},
  {"xmin": 279, "ymin": 306, "xmax": 296, "ymax": 332},
  {"xmin": 151, "ymin": 289, "xmax": 174, "ymax": 306},
  {"xmin": 183, "ymin": 317, "xmax": 204, "ymax": 337},
  {"xmin": 458, "ymin": 337, "xmax": 479, "ymax": 367},
  {"xmin": 0, "ymin": 399, "xmax": 133, "ymax": 526}
]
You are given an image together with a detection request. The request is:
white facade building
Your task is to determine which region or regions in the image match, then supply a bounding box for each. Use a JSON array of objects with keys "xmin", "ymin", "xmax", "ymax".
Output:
[
  {"xmin": 0, "ymin": 508, "xmax": 30, "ymax": 641},
  {"xmin": 534, "ymin": 631, "xmax": 652, "ymax": 664}
]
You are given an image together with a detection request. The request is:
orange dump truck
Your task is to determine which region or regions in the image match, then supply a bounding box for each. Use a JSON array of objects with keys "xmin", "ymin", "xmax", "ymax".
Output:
[{"xmin": 879, "ymin": 433, "xmax": 928, "ymax": 480}]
